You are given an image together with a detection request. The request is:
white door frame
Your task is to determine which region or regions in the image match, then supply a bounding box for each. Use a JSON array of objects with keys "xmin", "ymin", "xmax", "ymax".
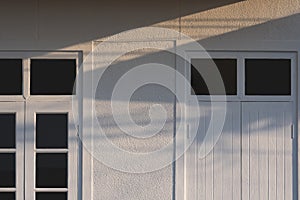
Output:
[{"xmin": 176, "ymin": 50, "xmax": 298, "ymax": 200}]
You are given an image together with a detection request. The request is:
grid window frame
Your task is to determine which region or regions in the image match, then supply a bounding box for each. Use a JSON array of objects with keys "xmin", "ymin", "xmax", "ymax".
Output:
[
  {"xmin": 25, "ymin": 101, "xmax": 78, "ymax": 200},
  {"xmin": 0, "ymin": 102, "xmax": 24, "ymax": 200},
  {"xmin": 186, "ymin": 51, "xmax": 295, "ymax": 102},
  {"xmin": 0, "ymin": 52, "xmax": 80, "ymax": 102},
  {"xmin": 0, "ymin": 51, "xmax": 81, "ymax": 200}
]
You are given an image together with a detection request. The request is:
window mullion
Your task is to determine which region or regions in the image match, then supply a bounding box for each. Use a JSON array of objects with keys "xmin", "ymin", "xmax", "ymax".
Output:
[{"xmin": 23, "ymin": 58, "xmax": 30, "ymax": 100}]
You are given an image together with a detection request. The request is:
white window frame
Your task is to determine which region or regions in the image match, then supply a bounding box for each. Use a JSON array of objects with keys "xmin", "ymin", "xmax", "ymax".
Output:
[
  {"xmin": 186, "ymin": 51, "xmax": 242, "ymax": 101},
  {"xmin": 0, "ymin": 102, "xmax": 24, "ymax": 200},
  {"xmin": 25, "ymin": 101, "xmax": 78, "ymax": 200},
  {"xmin": 185, "ymin": 51, "xmax": 296, "ymax": 102},
  {"xmin": 0, "ymin": 51, "xmax": 80, "ymax": 102},
  {"xmin": 0, "ymin": 51, "xmax": 82, "ymax": 200},
  {"xmin": 241, "ymin": 52, "xmax": 296, "ymax": 102}
]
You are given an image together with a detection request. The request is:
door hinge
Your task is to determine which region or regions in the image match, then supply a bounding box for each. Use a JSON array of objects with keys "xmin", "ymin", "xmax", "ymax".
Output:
[
  {"xmin": 291, "ymin": 124, "xmax": 295, "ymax": 139},
  {"xmin": 186, "ymin": 124, "xmax": 190, "ymax": 139},
  {"xmin": 77, "ymin": 125, "xmax": 80, "ymax": 138}
]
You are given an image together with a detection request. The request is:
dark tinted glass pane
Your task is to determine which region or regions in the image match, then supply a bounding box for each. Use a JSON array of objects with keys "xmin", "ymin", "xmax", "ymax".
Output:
[
  {"xmin": 36, "ymin": 192, "xmax": 67, "ymax": 200},
  {"xmin": 36, "ymin": 153, "xmax": 67, "ymax": 188},
  {"xmin": 191, "ymin": 59, "xmax": 237, "ymax": 95},
  {"xmin": 0, "ymin": 153, "xmax": 15, "ymax": 187},
  {"xmin": 0, "ymin": 192, "xmax": 15, "ymax": 200},
  {"xmin": 245, "ymin": 59, "xmax": 291, "ymax": 95},
  {"xmin": 0, "ymin": 59, "xmax": 22, "ymax": 95},
  {"xmin": 36, "ymin": 114, "xmax": 68, "ymax": 149},
  {"xmin": 30, "ymin": 59, "xmax": 76, "ymax": 95},
  {"xmin": 0, "ymin": 114, "xmax": 15, "ymax": 148}
]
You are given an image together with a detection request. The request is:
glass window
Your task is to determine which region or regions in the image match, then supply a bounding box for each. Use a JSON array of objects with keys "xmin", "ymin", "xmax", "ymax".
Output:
[
  {"xmin": 36, "ymin": 192, "xmax": 67, "ymax": 200},
  {"xmin": 245, "ymin": 59, "xmax": 291, "ymax": 95},
  {"xmin": 0, "ymin": 192, "xmax": 15, "ymax": 200},
  {"xmin": 0, "ymin": 114, "xmax": 15, "ymax": 148},
  {"xmin": 36, "ymin": 114, "xmax": 68, "ymax": 149},
  {"xmin": 0, "ymin": 59, "xmax": 22, "ymax": 95},
  {"xmin": 36, "ymin": 153, "xmax": 67, "ymax": 188},
  {"xmin": 0, "ymin": 153, "xmax": 15, "ymax": 187},
  {"xmin": 30, "ymin": 59, "xmax": 76, "ymax": 95},
  {"xmin": 191, "ymin": 59, "xmax": 237, "ymax": 95}
]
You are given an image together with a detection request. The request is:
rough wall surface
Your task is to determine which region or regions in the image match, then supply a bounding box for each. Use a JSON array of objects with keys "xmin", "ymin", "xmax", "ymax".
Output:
[
  {"xmin": 0, "ymin": 0, "xmax": 299, "ymax": 200},
  {"xmin": 92, "ymin": 45, "xmax": 176, "ymax": 200}
]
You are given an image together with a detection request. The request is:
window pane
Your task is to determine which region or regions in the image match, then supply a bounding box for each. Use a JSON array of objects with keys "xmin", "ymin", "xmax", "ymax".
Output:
[
  {"xmin": 191, "ymin": 59, "xmax": 237, "ymax": 95},
  {"xmin": 245, "ymin": 59, "xmax": 291, "ymax": 95},
  {"xmin": 0, "ymin": 192, "xmax": 15, "ymax": 200},
  {"xmin": 36, "ymin": 114, "xmax": 68, "ymax": 149},
  {"xmin": 0, "ymin": 114, "xmax": 15, "ymax": 148},
  {"xmin": 0, "ymin": 153, "xmax": 15, "ymax": 187},
  {"xmin": 36, "ymin": 153, "xmax": 67, "ymax": 188},
  {"xmin": 36, "ymin": 192, "xmax": 67, "ymax": 200},
  {"xmin": 30, "ymin": 59, "xmax": 76, "ymax": 95},
  {"xmin": 0, "ymin": 59, "xmax": 22, "ymax": 95}
]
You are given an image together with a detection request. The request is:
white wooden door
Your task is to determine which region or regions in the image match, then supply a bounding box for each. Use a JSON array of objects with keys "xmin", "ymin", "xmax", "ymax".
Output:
[
  {"xmin": 242, "ymin": 102, "xmax": 293, "ymax": 200},
  {"xmin": 186, "ymin": 101, "xmax": 294, "ymax": 200},
  {"xmin": 186, "ymin": 102, "xmax": 241, "ymax": 200},
  {"xmin": 0, "ymin": 102, "xmax": 24, "ymax": 200},
  {"xmin": 25, "ymin": 101, "xmax": 78, "ymax": 200}
]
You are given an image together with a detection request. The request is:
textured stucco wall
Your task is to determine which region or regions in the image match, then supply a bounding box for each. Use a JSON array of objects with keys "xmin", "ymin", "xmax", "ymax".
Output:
[
  {"xmin": 0, "ymin": 0, "xmax": 299, "ymax": 200},
  {"xmin": 91, "ymin": 44, "xmax": 176, "ymax": 200}
]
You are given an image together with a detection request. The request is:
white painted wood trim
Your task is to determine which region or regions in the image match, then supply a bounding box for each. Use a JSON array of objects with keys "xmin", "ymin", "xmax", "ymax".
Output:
[
  {"xmin": 0, "ymin": 102, "xmax": 24, "ymax": 200},
  {"xmin": 175, "ymin": 41, "xmax": 186, "ymax": 200},
  {"xmin": 23, "ymin": 58, "xmax": 30, "ymax": 100},
  {"xmin": 185, "ymin": 51, "xmax": 296, "ymax": 102},
  {"xmin": 81, "ymin": 42, "xmax": 96, "ymax": 200},
  {"xmin": 187, "ymin": 51, "xmax": 242, "ymax": 101},
  {"xmin": 0, "ymin": 149, "xmax": 16, "ymax": 153},
  {"xmin": 25, "ymin": 101, "xmax": 78, "ymax": 200},
  {"xmin": 177, "ymin": 48, "xmax": 298, "ymax": 200},
  {"xmin": 34, "ymin": 188, "xmax": 68, "ymax": 192},
  {"xmin": 0, "ymin": 51, "xmax": 80, "ymax": 102},
  {"xmin": 241, "ymin": 52, "xmax": 296, "ymax": 102},
  {"xmin": 0, "ymin": 188, "xmax": 17, "ymax": 192},
  {"xmin": 0, "ymin": 51, "xmax": 79, "ymax": 59}
]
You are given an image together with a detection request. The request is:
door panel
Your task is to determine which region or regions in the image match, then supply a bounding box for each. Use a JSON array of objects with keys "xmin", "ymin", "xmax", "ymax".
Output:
[
  {"xmin": 186, "ymin": 102, "xmax": 241, "ymax": 200},
  {"xmin": 241, "ymin": 102, "xmax": 293, "ymax": 200},
  {"xmin": 25, "ymin": 101, "xmax": 77, "ymax": 200},
  {"xmin": 0, "ymin": 102, "xmax": 24, "ymax": 200},
  {"xmin": 186, "ymin": 101, "xmax": 294, "ymax": 200}
]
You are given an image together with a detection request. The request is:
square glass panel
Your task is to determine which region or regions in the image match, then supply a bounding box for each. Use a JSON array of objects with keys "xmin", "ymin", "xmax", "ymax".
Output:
[
  {"xmin": 36, "ymin": 153, "xmax": 67, "ymax": 188},
  {"xmin": 36, "ymin": 114, "xmax": 68, "ymax": 149},
  {"xmin": 191, "ymin": 59, "xmax": 237, "ymax": 95},
  {"xmin": 0, "ymin": 114, "xmax": 15, "ymax": 148},
  {"xmin": 36, "ymin": 192, "xmax": 67, "ymax": 200},
  {"xmin": 0, "ymin": 192, "xmax": 15, "ymax": 200},
  {"xmin": 0, "ymin": 153, "xmax": 15, "ymax": 187},
  {"xmin": 30, "ymin": 59, "xmax": 76, "ymax": 95},
  {"xmin": 0, "ymin": 59, "xmax": 22, "ymax": 95},
  {"xmin": 245, "ymin": 59, "xmax": 291, "ymax": 95}
]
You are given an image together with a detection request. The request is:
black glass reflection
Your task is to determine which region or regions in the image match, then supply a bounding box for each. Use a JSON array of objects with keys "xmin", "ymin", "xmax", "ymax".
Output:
[
  {"xmin": 0, "ymin": 114, "xmax": 15, "ymax": 148},
  {"xmin": 191, "ymin": 59, "xmax": 237, "ymax": 95},
  {"xmin": 245, "ymin": 59, "xmax": 291, "ymax": 95},
  {"xmin": 36, "ymin": 114, "xmax": 68, "ymax": 149},
  {"xmin": 36, "ymin": 192, "xmax": 67, "ymax": 200},
  {"xmin": 0, "ymin": 59, "xmax": 22, "ymax": 95},
  {"xmin": 36, "ymin": 153, "xmax": 67, "ymax": 188},
  {"xmin": 30, "ymin": 59, "xmax": 76, "ymax": 95},
  {"xmin": 0, "ymin": 192, "xmax": 15, "ymax": 200},
  {"xmin": 0, "ymin": 153, "xmax": 15, "ymax": 187}
]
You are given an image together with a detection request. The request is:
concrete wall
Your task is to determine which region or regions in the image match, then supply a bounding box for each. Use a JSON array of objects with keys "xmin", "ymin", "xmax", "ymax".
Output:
[{"xmin": 0, "ymin": 0, "xmax": 299, "ymax": 199}]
